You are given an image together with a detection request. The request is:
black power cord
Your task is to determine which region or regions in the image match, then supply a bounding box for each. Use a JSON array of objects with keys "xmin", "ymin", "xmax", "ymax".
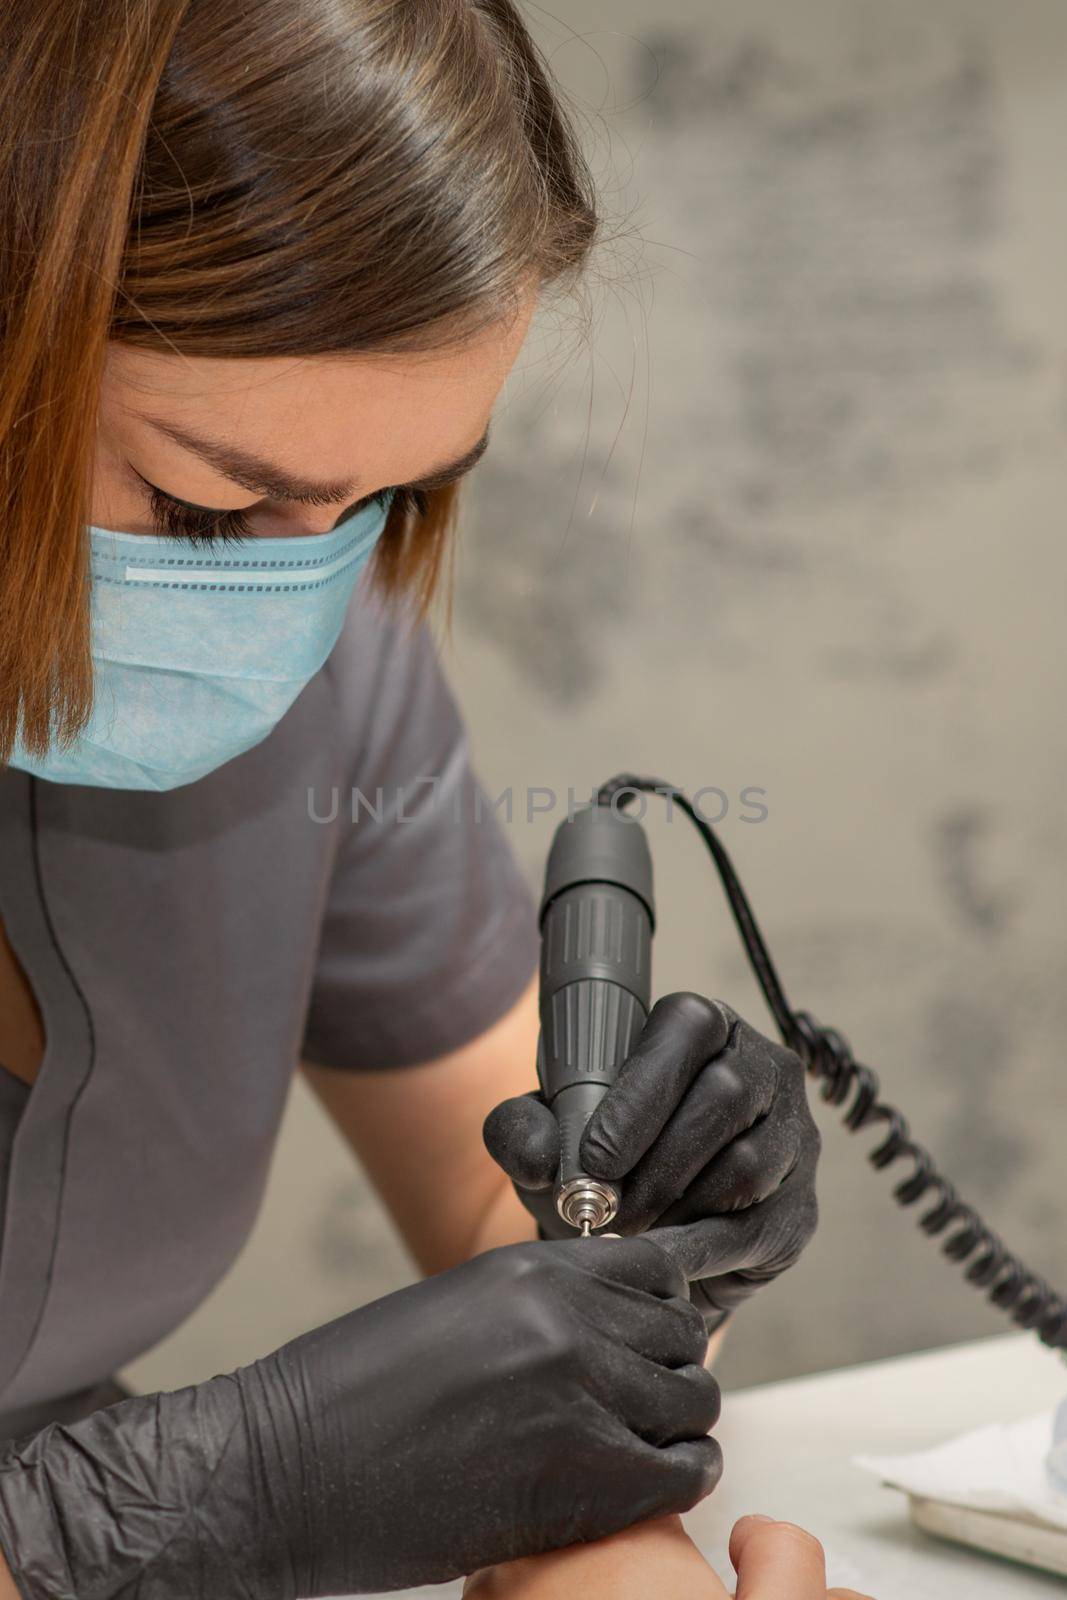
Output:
[{"xmin": 595, "ymin": 774, "xmax": 1067, "ymax": 1353}]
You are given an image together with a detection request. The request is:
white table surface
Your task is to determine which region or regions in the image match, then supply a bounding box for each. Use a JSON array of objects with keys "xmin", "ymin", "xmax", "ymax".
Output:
[{"xmin": 354, "ymin": 1332, "xmax": 1067, "ymax": 1599}]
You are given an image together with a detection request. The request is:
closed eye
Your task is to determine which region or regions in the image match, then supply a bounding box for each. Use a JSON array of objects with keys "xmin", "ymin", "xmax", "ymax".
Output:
[
  {"xmin": 127, "ymin": 422, "xmax": 490, "ymax": 545},
  {"xmin": 133, "ymin": 473, "xmax": 424, "ymax": 547}
]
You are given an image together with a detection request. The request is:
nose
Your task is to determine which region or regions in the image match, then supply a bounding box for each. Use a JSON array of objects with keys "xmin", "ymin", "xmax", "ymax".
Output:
[{"xmin": 255, "ymin": 504, "xmax": 349, "ymax": 539}]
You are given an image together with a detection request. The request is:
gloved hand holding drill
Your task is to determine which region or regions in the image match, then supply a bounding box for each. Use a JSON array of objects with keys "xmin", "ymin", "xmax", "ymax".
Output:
[
  {"xmin": 484, "ymin": 803, "xmax": 820, "ymax": 1332},
  {"xmin": 485, "ymin": 992, "xmax": 820, "ymax": 1330}
]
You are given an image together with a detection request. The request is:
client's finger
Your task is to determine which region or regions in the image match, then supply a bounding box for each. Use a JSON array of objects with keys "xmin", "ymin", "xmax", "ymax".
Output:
[
  {"xmin": 730, "ymin": 1516, "xmax": 827, "ymax": 1597},
  {"xmin": 828, "ymin": 1591, "xmax": 876, "ymax": 1599}
]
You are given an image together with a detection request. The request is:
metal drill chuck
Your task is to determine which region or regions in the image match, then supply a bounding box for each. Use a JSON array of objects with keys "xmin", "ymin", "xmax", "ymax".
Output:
[{"xmin": 556, "ymin": 1176, "xmax": 619, "ymax": 1237}]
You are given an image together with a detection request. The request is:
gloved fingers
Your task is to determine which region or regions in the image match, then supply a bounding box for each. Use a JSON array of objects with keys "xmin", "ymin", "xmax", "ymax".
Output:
[
  {"xmin": 637, "ymin": 1433, "xmax": 724, "ymax": 1514},
  {"xmin": 688, "ymin": 1273, "xmax": 738, "ymax": 1323},
  {"xmin": 483, "ymin": 1090, "xmax": 559, "ymax": 1190},
  {"xmin": 591, "ymin": 1348, "xmax": 720, "ymax": 1448},
  {"xmin": 689, "ymin": 1268, "xmax": 767, "ymax": 1319},
  {"xmin": 650, "ymin": 1121, "xmax": 802, "ymax": 1227},
  {"xmin": 654, "ymin": 1166, "xmax": 819, "ymax": 1283},
  {"xmin": 545, "ymin": 1426, "xmax": 723, "ymax": 1555},
  {"xmin": 608, "ymin": 1056, "xmax": 780, "ymax": 1233},
  {"xmin": 577, "ymin": 1284, "xmax": 709, "ymax": 1369},
  {"xmin": 579, "ymin": 993, "xmax": 734, "ymax": 1182},
  {"xmin": 564, "ymin": 1231, "xmax": 691, "ymax": 1301},
  {"xmin": 647, "ymin": 1202, "xmax": 774, "ymax": 1284}
]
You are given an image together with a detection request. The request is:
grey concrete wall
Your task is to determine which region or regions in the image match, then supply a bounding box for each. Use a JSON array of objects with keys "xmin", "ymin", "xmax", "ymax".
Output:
[{"xmin": 127, "ymin": 0, "xmax": 1067, "ymax": 1401}]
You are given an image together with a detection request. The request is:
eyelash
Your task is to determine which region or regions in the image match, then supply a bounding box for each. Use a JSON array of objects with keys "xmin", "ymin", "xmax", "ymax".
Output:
[{"xmin": 145, "ymin": 483, "xmax": 431, "ymax": 546}]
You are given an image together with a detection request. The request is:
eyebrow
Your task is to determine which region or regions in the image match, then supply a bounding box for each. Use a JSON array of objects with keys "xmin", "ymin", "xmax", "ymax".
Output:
[{"xmin": 132, "ymin": 413, "xmax": 492, "ymax": 506}]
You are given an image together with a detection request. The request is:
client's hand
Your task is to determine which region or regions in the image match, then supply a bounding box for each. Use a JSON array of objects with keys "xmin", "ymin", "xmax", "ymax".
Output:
[
  {"xmin": 463, "ymin": 1515, "xmax": 721, "ymax": 1599},
  {"xmin": 463, "ymin": 1512, "xmax": 875, "ymax": 1599}
]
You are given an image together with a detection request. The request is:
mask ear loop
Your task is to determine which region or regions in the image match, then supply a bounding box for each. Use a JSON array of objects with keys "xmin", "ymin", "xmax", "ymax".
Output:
[{"xmin": 594, "ymin": 773, "xmax": 1067, "ymax": 1356}]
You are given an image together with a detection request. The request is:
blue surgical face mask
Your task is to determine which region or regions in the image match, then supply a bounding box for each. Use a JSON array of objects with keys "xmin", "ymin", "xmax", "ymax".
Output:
[{"xmin": 7, "ymin": 496, "xmax": 392, "ymax": 791}]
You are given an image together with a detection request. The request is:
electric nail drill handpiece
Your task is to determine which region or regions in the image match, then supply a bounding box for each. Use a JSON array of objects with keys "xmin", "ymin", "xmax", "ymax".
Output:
[{"xmin": 536, "ymin": 802, "xmax": 655, "ymax": 1235}]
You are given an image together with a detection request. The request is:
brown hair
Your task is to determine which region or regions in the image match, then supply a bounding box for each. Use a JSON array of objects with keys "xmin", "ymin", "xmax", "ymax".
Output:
[{"xmin": 0, "ymin": 0, "xmax": 598, "ymax": 760}]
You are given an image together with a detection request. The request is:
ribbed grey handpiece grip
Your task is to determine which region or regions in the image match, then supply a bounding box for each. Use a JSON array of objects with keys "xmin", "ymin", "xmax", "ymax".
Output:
[
  {"xmin": 536, "ymin": 805, "xmax": 655, "ymax": 1225},
  {"xmin": 539, "ymin": 965, "xmax": 648, "ymax": 1096},
  {"xmin": 538, "ymin": 883, "xmax": 652, "ymax": 1188}
]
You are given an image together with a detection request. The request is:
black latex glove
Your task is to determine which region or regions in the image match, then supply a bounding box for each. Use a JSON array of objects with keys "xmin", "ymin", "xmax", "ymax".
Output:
[
  {"xmin": 484, "ymin": 994, "xmax": 821, "ymax": 1331},
  {"xmin": 0, "ymin": 1235, "xmax": 721, "ymax": 1598}
]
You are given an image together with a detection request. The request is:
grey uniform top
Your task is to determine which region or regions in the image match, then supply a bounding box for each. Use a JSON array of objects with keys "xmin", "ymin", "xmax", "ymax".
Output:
[{"xmin": 0, "ymin": 580, "xmax": 539, "ymax": 1441}]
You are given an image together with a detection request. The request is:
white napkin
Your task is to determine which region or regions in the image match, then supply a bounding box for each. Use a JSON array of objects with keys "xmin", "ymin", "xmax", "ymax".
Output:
[{"xmin": 854, "ymin": 1408, "xmax": 1067, "ymax": 1530}]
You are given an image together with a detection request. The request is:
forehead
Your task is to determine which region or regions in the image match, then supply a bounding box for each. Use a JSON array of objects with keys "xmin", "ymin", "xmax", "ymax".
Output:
[{"xmin": 99, "ymin": 295, "xmax": 536, "ymax": 487}]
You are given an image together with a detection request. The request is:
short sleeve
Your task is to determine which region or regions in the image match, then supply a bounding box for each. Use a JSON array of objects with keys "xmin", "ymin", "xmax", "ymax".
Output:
[{"xmin": 300, "ymin": 601, "xmax": 539, "ymax": 1071}]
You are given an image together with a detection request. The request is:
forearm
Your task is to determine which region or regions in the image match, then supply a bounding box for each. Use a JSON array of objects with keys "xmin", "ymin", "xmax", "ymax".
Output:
[
  {"xmin": 0, "ymin": 1547, "xmax": 18, "ymax": 1600},
  {"xmin": 465, "ymin": 1170, "xmax": 538, "ymax": 1256},
  {"xmin": 0, "ymin": 1375, "xmax": 264, "ymax": 1600}
]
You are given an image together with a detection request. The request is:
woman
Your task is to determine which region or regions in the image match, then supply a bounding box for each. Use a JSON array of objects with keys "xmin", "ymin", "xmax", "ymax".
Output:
[{"xmin": 0, "ymin": 2, "xmax": 824, "ymax": 1595}]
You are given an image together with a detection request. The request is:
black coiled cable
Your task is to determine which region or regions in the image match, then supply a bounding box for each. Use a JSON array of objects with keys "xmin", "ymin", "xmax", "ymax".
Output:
[{"xmin": 595, "ymin": 774, "xmax": 1067, "ymax": 1353}]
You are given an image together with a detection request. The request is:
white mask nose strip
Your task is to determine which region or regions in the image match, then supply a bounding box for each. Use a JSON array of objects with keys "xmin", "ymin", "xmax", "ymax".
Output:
[{"xmin": 122, "ymin": 541, "xmax": 370, "ymax": 589}]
